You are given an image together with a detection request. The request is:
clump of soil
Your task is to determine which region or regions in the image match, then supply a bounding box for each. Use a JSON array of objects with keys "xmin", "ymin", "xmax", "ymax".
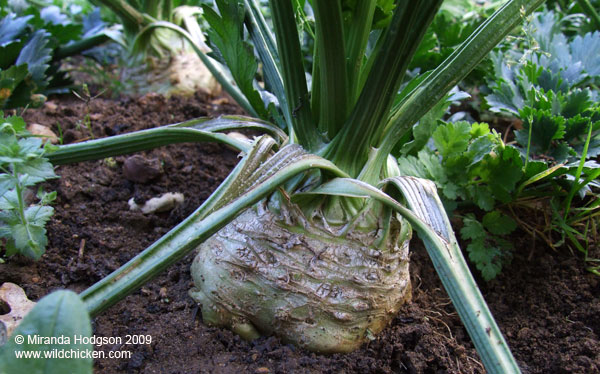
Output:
[{"xmin": 1, "ymin": 92, "xmax": 599, "ymax": 373}]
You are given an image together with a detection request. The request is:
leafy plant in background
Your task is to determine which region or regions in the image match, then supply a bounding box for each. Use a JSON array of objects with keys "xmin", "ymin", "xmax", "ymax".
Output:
[
  {"xmin": 3, "ymin": 1, "xmax": 548, "ymax": 373},
  {"xmin": 0, "ymin": 0, "xmax": 121, "ymax": 108},
  {"xmin": 85, "ymin": 0, "xmax": 221, "ymax": 96},
  {"xmin": 485, "ymin": 8, "xmax": 600, "ymax": 262},
  {"xmin": 400, "ymin": 8, "xmax": 600, "ymax": 279},
  {"xmin": 409, "ymin": 0, "xmax": 503, "ymax": 83},
  {"xmin": 0, "ymin": 112, "xmax": 57, "ymax": 260},
  {"xmin": 547, "ymin": 0, "xmax": 600, "ymax": 32},
  {"xmin": 486, "ymin": 9, "xmax": 600, "ymax": 163},
  {"xmin": 398, "ymin": 120, "xmax": 525, "ymax": 280}
]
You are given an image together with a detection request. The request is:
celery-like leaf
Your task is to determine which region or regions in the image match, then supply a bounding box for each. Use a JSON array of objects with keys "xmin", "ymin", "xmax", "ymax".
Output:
[
  {"xmin": 461, "ymin": 213, "xmax": 515, "ymax": 281},
  {"xmin": 482, "ymin": 211, "xmax": 517, "ymax": 236},
  {"xmin": 202, "ymin": 0, "xmax": 267, "ymax": 119},
  {"xmin": 460, "ymin": 214, "xmax": 487, "ymax": 241},
  {"xmin": 467, "ymin": 185, "xmax": 495, "ymax": 212},
  {"xmin": 0, "ymin": 115, "xmax": 57, "ymax": 260},
  {"xmin": 484, "ymin": 146, "xmax": 523, "ymax": 203},
  {"xmin": 399, "ymin": 87, "xmax": 466, "ymax": 156},
  {"xmin": 467, "ymin": 239, "xmax": 504, "ymax": 281},
  {"xmin": 432, "ymin": 120, "xmax": 471, "ymax": 158}
]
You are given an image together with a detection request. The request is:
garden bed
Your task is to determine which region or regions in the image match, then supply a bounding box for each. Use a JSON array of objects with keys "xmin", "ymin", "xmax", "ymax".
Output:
[{"xmin": 2, "ymin": 92, "xmax": 599, "ymax": 374}]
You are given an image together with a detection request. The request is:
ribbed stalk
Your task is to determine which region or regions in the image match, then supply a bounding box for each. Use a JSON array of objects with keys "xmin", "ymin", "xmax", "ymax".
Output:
[
  {"xmin": 344, "ymin": 0, "xmax": 377, "ymax": 106},
  {"xmin": 244, "ymin": 0, "xmax": 290, "ymax": 126},
  {"xmin": 47, "ymin": 127, "xmax": 249, "ymax": 165},
  {"xmin": 53, "ymin": 34, "xmax": 112, "ymax": 61},
  {"xmin": 161, "ymin": 0, "xmax": 172, "ymax": 23},
  {"xmin": 144, "ymin": 0, "xmax": 160, "ymax": 19},
  {"xmin": 269, "ymin": 0, "xmax": 321, "ymax": 151},
  {"xmin": 246, "ymin": 0, "xmax": 278, "ymax": 59},
  {"xmin": 387, "ymin": 177, "xmax": 521, "ymax": 374},
  {"xmin": 312, "ymin": 0, "xmax": 348, "ymax": 138},
  {"xmin": 325, "ymin": 0, "xmax": 443, "ymax": 178},
  {"xmin": 47, "ymin": 115, "xmax": 290, "ymax": 165}
]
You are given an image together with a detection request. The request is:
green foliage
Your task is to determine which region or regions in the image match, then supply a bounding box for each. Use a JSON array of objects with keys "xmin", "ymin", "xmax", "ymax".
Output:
[
  {"xmin": 461, "ymin": 213, "xmax": 515, "ymax": 281},
  {"xmin": 202, "ymin": 0, "xmax": 267, "ymax": 118},
  {"xmin": 546, "ymin": 0, "xmax": 600, "ymax": 34},
  {"xmin": 485, "ymin": 9, "xmax": 600, "ymax": 163},
  {"xmin": 0, "ymin": 113, "xmax": 57, "ymax": 260},
  {"xmin": 399, "ymin": 113, "xmax": 599, "ymax": 279},
  {"xmin": 340, "ymin": 0, "xmax": 395, "ymax": 29},
  {"xmin": 397, "ymin": 87, "xmax": 470, "ymax": 156},
  {"xmin": 0, "ymin": 290, "xmax": 93, "ymax": 374},
  {"xmin": 478, "ymin": 9, "xmax": 600, "ymax": 269},
  {"xmin": 399, "ymin": 121, "xmax": 519, "ymax": 207},
  {"xmin": 0, "ymin": 13, "xmax": 50, "ymax": 108},
  {"xmin": 409, "ymin": 0, "xmax": 501, "ymax": 81},
  {"xmin": 399, "ymin": 120, "xmax": 524, "ymax": 279},
  {"xmin": 0, "ymin": 4, "xmax": 119, "ymax": 108}
]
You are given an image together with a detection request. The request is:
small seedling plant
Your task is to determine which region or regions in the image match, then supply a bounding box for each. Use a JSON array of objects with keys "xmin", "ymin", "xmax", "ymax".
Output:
[
  {"xmin": 0, "ymin": 115, "xmax": 92, "ymax": 370},
  {"xmin": 0, "ymin": 113, "xmax": 57, "ymax": 260},
  {"xmin": 72, "ymin": 84, "xmax": 107, "ymax": 139},
  {"xmin": 2, "ymin": 1, "xmax": 551, "ymax": 373}
]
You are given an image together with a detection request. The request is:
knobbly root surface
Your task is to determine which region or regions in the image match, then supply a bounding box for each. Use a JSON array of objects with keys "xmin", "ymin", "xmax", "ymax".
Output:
[{"xmin": 190, "ymin": 200, "xmax": 412, "ymax": 353}]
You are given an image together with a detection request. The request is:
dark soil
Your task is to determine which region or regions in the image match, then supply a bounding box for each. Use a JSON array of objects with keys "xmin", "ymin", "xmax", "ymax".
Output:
[{"xmin": 2, "ymin": 92, "xmax": 599, "ymax": 374}]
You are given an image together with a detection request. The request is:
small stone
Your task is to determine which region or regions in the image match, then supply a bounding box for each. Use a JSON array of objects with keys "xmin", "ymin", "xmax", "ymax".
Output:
[
  {"xmin": 122, "ymin": 155, "xmax": 162, "ymax": 184},
  {"xmin": 27, "ymin": 124, "xmax": 58, "ymax": 144},
  {"xmin": 89, "ymin": 113, "xmax": 102, "ymax": 121},
  {"xmin": 211, "ymin": 97, "xmax": 229, "ymax": 105},
  {"xmin": 159, "ymin": 287, "xmax": 168, "ymax": 299},
  {"xmin": 43, "ymin": 101, "xmax": 58, "ymax": 112},
  {"xmin": 128, "ymin": 192, "xmax": 184, "ymax": 214},
  {"xmin": 254, "ymin": 368, "xmax": 270, "ymax": 374}
]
